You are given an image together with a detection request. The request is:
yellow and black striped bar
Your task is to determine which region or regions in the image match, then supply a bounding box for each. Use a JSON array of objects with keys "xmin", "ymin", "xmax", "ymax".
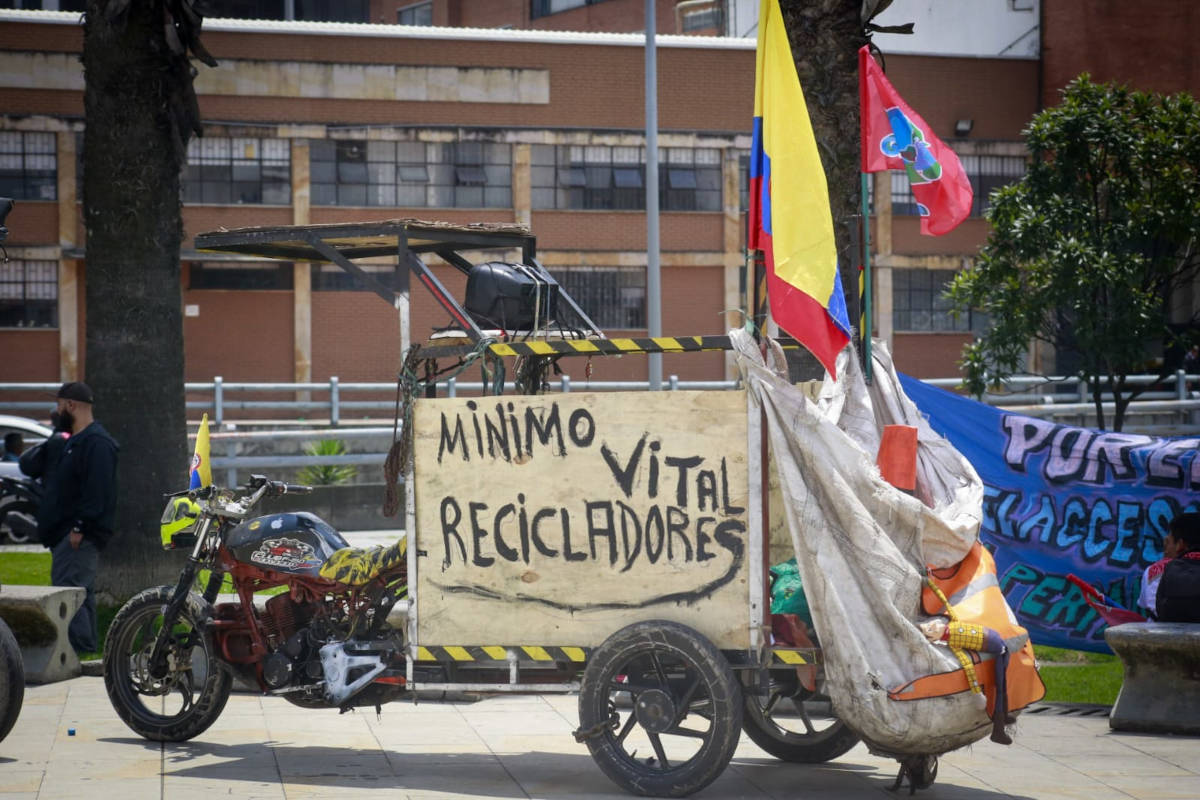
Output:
[
  {"xmin": 417, "ymin": 335, "xmax": 803, "ymax": 360},
  {"xmin": 413, "ymin": 645, "xmax": 592, "ymax": 663}
]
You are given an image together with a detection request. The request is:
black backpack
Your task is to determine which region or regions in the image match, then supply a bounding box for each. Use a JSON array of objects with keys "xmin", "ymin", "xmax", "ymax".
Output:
[{"xmin": 1156, "ymin": 557, "xmax": 1200, "ymax": 624}]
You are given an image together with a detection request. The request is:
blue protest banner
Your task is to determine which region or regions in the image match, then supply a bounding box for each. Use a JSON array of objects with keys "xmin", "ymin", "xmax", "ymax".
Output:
[{"xmin": 900, "ymin": 376, "xmax": 1199, "ymax": 652}]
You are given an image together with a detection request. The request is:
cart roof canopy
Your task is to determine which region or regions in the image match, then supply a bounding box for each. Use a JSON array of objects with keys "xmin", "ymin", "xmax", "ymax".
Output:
[{"xmin": 193, "ymin": 219, "xmax": 534, "ymax": 262}]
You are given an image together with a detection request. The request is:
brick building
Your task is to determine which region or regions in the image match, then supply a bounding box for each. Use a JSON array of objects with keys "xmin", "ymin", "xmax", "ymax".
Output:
[{"xmin": 0, "ymin": 1, "xmax": 1191, "ymax": 394}]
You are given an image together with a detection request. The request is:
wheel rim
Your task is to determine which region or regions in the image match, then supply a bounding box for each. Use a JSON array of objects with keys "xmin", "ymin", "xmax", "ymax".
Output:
[
  {"xmin": 596, "ymin": 648, "xmax": 718, "ymax": 774},
  {"xmin": 112, "ymin": 604, "xmax": 214, "ymax": 723},
  {"xmin": 742, "ymin": 672, "xmax": 846, "ymax": 746}
]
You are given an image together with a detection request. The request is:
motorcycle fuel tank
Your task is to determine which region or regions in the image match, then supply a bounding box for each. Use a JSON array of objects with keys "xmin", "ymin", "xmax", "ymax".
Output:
[{"xmin": 226, "ymin": 512, "xmax": 349, "ymax": 578}]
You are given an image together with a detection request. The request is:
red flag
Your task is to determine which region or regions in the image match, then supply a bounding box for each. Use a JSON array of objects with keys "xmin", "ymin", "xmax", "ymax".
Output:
[{"xmin": 859, "ymin": 46, "xmax": 973, "ymax": 236}]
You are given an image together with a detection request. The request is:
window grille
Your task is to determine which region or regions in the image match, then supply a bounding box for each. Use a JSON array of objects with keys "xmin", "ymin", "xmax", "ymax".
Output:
[
  {"xmin": 184, "ymin": 137, "xmax": 291, "ymax": 205},
  {"xmin": 312, "ymin": 140, "xmax": 511, "ymax": 209},
  {"xmin": 189, "ymin": 262, "xmax": 294, "ymax": 290},
  {"xmin": 0, "ymin": 259, "xmax": 58, "ymax": 328},
  {"xmin": 546, "ymin": 266, "xmax": 646, "ymax": 330},
  {"xmin": 0, "ymin": 132, "xmax": 57, "ymax": 201},
  {"xmin": 398, "ymin": 1, "xmax": 433, "ymax": 25},
  {"xmin": 892, "ymin": 268, "xmax": 984, "ymax": 333},
  {"xmin": 531, "ymin": 145, "xmax": 721, "ymax": 212}
]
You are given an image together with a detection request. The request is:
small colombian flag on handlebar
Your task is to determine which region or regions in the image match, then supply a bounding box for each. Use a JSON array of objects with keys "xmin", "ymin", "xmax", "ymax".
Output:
[{"xmin": 190, "ymin": 413, "xmax": 212, "ymax": 490}]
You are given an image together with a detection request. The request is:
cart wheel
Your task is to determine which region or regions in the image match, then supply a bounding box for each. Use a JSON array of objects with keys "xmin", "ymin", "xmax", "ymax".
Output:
[
  {"xmin": 739, "ymin": 669, "xmax": 859, "ymax": 763},
  {"xmin": 577, "ymin": 620, "xmax": 742, "ymax": 798}
]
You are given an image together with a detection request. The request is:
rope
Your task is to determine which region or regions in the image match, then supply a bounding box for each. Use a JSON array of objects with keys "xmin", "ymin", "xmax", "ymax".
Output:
[{"xmin": 382, "ymin": 337, "xmax": 498, "ymax": 517}]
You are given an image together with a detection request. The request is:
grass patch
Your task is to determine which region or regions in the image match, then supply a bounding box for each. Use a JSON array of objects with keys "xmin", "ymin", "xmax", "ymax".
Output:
[
  {"xmin": 1033, "ymin": 644, "xmax": 1123, "ymax": 706},
  {"xmin": 0, "ymin": 551, "xmax": 52, "ymax": 586},
  {"xmin": 1038, "ymin": 660, "xmax": 1124, "ymax": 706},
  {"xmin": 1033, "ymin": 645, "xmax": 1116, "ymax": 665}
]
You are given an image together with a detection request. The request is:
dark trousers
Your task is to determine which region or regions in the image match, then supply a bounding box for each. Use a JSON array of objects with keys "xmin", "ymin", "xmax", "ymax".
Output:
[{"xmin": 50, "ymin": 536, "xmax": 99, "ymax": 654}]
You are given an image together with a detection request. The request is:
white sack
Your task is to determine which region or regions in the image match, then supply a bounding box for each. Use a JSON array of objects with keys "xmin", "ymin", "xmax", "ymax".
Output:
[{"xmin": 733, "ymin": 329, "xmax": 1002, "ymax": 756}]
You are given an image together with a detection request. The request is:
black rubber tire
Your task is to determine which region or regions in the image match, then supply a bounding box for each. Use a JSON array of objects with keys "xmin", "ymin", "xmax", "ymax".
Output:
[
  {"xmin": 0, "ymin": 500, "xmax": 38, "ymax": 545},
  {"xmin": 0, "ymin": 616, "xmax": 25, "ymax": 744},
  {"xmin": 103, "ymin": 586, "xmax": 232, "ymax": 742},
  {"xmin": 578, "ymin": 620, "xmax": 742, "ymax": 798},
  {"xmin": 739, "ymin": 670, "xmax": 859, "ymax": 763}
]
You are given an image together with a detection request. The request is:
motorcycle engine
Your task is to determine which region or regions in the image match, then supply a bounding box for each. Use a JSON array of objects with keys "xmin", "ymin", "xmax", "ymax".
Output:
[{"xmin": 258, "ymin": 594, "xmax": 319, "ymax": 690}]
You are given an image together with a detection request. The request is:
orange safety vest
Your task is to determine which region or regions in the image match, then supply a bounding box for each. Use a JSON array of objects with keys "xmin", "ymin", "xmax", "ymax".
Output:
[{"xmin": 889, "ymin": 542, "xmax": 1045, "ymax": 718}]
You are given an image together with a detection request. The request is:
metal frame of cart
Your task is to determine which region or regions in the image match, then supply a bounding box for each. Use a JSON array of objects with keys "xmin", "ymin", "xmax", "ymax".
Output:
[{"xmin": 195, "ymin": 219, "xmax": 857, "ymax": 797}]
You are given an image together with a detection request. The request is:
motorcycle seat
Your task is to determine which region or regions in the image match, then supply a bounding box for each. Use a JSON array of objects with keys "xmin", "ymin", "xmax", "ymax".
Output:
[{"xmin": 318, "ymin": 537, "xmax": 407, "ymax": 586}]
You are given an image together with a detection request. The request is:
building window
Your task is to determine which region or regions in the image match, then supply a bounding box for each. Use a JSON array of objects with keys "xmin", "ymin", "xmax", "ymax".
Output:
[
  {"xmin": 203, "ymin": 0, "xmax": 286, "ymax": 18},
  {"xmin": 313, "ymin": 264, "xmax": 399, "ymax": 291},
  {"xmin": 547, "ymin": 266, "xmax": 645, "ymax": 330},
  {"xmin": 891, "ymin": 152, "xmax": 1026, "ymax": 218},
  {"xmin": 311, "ymin": 140, "xmax": 511, "ymax": 209},
  {"xmin": 682, "ymin": 7, "xmax": 719, "ymax": 32},
  {"xmin": 532, "ymin": 145, "xmax": 721, "ymax": 212},
  {"xmin": 397, "ymin": 0, "xmax": 432, "ymax": 25},
  {"xmin": 0, "ymin": 260, "xmax": 58, "ymax": 328},
  {"xmin": 0, "ymin": 132, "xmax": 57, "ymax": 202},
  {"xmin": 531, "ymin": 0, "xmax": 609, "ymax": 18},
  {"xmin": 189, "ymin": 262, "xmax": 294, "ymax": 290},
  {"xmin": 184, "ymin": 137, "xmax": 291, "ymax": 205},
  {"xmin": 893, "ymin": 268, "xmax": 983, "ymax": 333},
  {"xmin": 296, "ymin": 0, "xmax": 367, "ymax": 21}
]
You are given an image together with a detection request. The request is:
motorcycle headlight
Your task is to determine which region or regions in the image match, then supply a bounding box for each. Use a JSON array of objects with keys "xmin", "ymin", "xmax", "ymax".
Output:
[{"xmin": 160, "ymin": 497, "xmax": 201, "ymax": 550}]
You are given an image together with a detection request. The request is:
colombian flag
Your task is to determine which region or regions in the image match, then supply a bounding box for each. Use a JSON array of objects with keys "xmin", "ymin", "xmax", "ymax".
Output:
[
  {"xmin": 748, "ymin": 0, "xmax": 851, "ymax": 379},
  {"xmin": 190, "ymin": 413, "xmax": 212, "ymax": 489}
]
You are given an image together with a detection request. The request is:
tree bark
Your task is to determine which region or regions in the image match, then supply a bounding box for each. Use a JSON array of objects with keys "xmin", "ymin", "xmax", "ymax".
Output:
[
  {"xmin": 83, "ymin": 1, "xmax": 190, "ymax": 599},
  {"xmin": 780, "ymin": 0, "xmax": 868, "ymax": 380}
]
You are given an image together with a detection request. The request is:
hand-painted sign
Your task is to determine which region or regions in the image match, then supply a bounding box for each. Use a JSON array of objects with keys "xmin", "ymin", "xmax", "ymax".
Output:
[
  {"xmin": 901, "ymin": 377, "xmax": 1198, "ymax": 651},
  {"xmin": 412, "ymin": 391, "xmax": 752, "ymax": 649}
]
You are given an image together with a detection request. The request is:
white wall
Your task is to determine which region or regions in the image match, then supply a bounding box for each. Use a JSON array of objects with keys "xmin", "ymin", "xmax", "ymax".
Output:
[{"xmin": 725, "ymin": 0, "xmax": 1040, "ymax": 60}]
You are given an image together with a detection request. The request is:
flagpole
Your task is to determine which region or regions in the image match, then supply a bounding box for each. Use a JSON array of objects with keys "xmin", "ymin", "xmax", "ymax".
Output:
[{"xmin": 860, "ymin": 171, "xmax": 873, "ymax": 383}]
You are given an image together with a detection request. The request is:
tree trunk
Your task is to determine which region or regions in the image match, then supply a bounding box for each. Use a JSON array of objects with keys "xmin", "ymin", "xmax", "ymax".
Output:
[
  {"xmin": 83, "ymin": 1, "xmax": 190, "ymax": 599},
  {"xmin": 780, "ymin": 0, "xmax": 868, "ymax": 379}
]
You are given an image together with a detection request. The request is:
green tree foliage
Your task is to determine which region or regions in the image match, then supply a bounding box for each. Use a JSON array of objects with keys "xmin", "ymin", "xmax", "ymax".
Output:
[{"xmin": 949, "ymin": 77, "xmax": 1200, "ymax": 431}]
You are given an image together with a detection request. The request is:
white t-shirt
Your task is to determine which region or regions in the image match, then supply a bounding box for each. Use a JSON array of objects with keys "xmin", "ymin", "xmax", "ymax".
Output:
[{"xmin": 1139, "ymin": 558, "xmax": 1170, "ymax": 618}]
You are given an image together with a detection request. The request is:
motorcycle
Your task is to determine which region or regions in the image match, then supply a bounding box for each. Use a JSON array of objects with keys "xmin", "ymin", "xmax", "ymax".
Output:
[
  {"xmin": 0, "ymin": 476, "xmax": 41, "ymax": 545},
  {"xmin": 103, "ymin": 475, "xmax": 409, "ymax": 741},
  {"xmin": 0, "ymin": 582, "xmax": 24, "ymax": 745}
]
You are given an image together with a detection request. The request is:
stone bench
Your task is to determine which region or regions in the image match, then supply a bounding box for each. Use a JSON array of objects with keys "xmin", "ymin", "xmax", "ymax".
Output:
[
  {"xmin": 1105, "ymin": 622, "xmax": 1200, "ymax": 736},
  {"xmin": 0, "ymin": 585, "xmax": 86, "ymax": 684}
]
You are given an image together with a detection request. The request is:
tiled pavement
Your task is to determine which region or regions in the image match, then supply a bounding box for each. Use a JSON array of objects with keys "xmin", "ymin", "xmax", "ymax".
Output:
[{"xmin": 1, "ymin": 678, "xmax": 1197, "ymax": 800}]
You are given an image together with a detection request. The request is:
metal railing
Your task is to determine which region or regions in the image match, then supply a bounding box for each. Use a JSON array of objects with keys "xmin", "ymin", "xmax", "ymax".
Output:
[
  {"xmin": 1, "ymin": 372, "xmax": 1196, "ymax": 424},
  {"xmin": 2, "ymin": 373, "xmax": 1196, "ymax": 486}
]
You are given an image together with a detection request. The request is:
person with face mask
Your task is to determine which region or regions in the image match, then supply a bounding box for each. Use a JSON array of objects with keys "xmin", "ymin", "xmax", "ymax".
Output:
[{"xmin": 34, "ymin": 382, "xmax": 120, "ymax": 654}]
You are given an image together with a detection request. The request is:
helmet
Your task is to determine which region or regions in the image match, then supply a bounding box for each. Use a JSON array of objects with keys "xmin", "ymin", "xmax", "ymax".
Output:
[{"xmin": 160, "ymin": 496, "xmax": 202, "ymax": 550}]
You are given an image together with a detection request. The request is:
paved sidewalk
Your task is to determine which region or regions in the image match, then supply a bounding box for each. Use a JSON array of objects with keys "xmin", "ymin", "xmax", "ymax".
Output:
[{"xmin": 1, "ymin": 678, "xmax": 1197, "ymax": 800}]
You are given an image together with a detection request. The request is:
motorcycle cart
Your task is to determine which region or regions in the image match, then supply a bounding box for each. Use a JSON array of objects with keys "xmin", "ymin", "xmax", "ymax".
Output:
[{"xmin": 194, "ymin": 220, "xmax": 858, "ymax": 798}]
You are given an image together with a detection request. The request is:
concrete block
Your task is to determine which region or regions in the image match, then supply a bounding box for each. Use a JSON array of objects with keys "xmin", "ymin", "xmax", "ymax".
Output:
[
  {"xmin": 0, "ymin": 585, "xmax": 86, "ymax": 684},
  {"xmin": 1105, "ymin": 622, "xmax": 1200, "ymax": 736}
]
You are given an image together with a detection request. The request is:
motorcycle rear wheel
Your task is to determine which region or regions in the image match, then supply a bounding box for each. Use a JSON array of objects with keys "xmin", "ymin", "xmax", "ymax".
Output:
[
  {"xmin": 0, "ymin": 616, "xmax": 25, "ymax": 744},
  {"xmin": 104, "ymin": 586, "xmax": 231, "ymax": 742},
  {"xmin": 0, "ymin": 500, "xmax": 38, "ymax": 545}
]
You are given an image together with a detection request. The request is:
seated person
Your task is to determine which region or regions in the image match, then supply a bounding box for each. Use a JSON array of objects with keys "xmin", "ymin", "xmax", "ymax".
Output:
[
  {"xmin": 2, "ymin": 432, "xmax": 23, "ymax": 462},
  {"xmin": 1157, "ymin": 513, "xmax": 1200, "ymax": 624}
]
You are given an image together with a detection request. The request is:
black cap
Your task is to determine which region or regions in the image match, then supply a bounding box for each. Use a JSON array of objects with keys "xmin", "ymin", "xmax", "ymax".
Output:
[{"xmin": 51, "ymin": 382, "xmax": 94, "ymax": 404}]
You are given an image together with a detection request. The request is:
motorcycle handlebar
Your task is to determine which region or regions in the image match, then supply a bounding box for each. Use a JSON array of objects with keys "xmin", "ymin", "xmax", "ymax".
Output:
[{"xmin": 273, "ymin": 482, "xmax": 313, "ymax": 496}]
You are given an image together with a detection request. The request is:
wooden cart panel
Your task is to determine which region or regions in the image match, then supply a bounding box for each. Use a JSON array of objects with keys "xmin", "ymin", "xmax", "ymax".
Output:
[{"xmin": 412, "ymin": 390, "xmax": 752, "ymax": 650}]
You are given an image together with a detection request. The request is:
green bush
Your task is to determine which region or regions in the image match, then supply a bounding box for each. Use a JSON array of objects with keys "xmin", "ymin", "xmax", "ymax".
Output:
[{"xmin": 297, "ymin": 439, "xmax": 358, "ymax": 486}]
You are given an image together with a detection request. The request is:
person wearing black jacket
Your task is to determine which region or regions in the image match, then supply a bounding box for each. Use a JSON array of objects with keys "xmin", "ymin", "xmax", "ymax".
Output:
[
  {"xmin": 1158, "ymin": 513, "xmax": 1200, "ymax": 624},
  {"xmin": 37, "ymin": 382, "xmax": 119, "ymax": 654},
  {"xmin": 19, "ymin": 410, "xmax": 72, "ymax": 487}
]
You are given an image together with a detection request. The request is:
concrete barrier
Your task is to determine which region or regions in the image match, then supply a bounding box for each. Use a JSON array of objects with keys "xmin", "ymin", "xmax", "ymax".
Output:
[
  {"xmin": 268, "ymin": 483, "xmax": 398, "ymax": 531},
  {"xmin": 0, "ymin": 585, "xmax": 86, "ymax": 684},
  {"xmin": 1105, "ymin": 622, "xmax": 1200, "ymax": 735}
]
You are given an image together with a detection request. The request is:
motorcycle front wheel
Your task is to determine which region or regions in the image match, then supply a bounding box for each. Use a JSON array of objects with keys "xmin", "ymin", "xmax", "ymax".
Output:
[{"xmin": 103, "ymin": 586, "xmax": 232, "ymax": 741}]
